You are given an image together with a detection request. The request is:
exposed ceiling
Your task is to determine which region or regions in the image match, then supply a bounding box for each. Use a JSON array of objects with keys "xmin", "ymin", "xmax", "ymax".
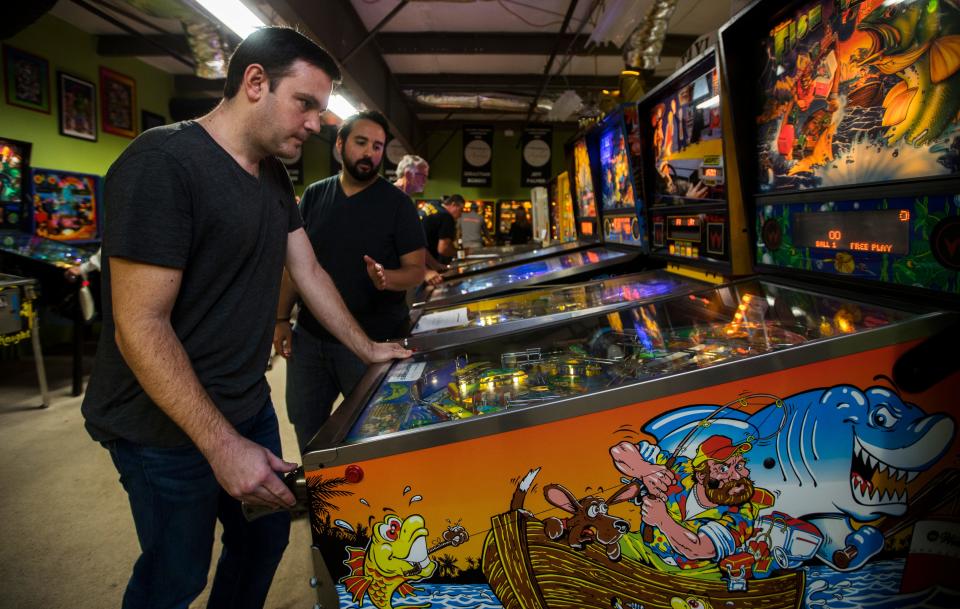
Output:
[{"xmin": 45, "ymin": 0, "xmax": 739, "ymax": 148}]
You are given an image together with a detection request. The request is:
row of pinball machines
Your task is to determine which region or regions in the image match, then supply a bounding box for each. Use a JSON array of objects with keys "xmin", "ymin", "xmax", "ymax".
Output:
[
  {"xmin": 0, "ymin": 139, "xmax": 102, "ymax": 398},
  {"xmin": 417, "ymin": 198, "xmax": 538, "ymax": 253},
  {"xmin": 284, "ymin": 2, "xmax": 960, "ymax": 607}
]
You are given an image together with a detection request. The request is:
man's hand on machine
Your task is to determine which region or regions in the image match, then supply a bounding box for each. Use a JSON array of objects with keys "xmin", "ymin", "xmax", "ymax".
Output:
[
  {"xmin": 424, "ymin": 269, "xmax": 443, "ymax": 287},
  {"xmin": 363, "ymin": 340, "xmax": 413, "ymax": 364},
  {"xmin": 207, "ymin": 433, "xmax": 298, "ymax": 509}
]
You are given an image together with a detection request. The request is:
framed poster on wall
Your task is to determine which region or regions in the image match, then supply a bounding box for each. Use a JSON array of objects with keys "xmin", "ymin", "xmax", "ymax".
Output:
[
  {"xmin": 3, "ymin": 45, "xmax": 50, "ymax": 114},
  {"xmin": 99, "ymin": 67, "xmax": 137, "ymax": 138},
  {"xmin": 58, "ymin": 72, "xmax": 97, "ymax": 142}
]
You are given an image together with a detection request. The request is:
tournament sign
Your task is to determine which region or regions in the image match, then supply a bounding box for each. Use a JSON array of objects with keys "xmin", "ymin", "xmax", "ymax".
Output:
[
  {"xmin": 522, "ymin": 125, "xmax": 553, "ymax": 187},
  {"xmin": 462, "ymin": 125, "xmax": 493, "ymax": 187}
]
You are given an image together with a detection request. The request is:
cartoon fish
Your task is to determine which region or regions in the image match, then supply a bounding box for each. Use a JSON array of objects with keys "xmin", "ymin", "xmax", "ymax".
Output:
[
  {"xmin": 644, "ymin": 385, "xmax": 955, "ymax": 571},
  {"xmin": 857, "ymin": 0, "xmax": 960, "ymax": 146},
  {"xmin": 341, "ymin": 514, "xmax": 436, "ymax": 609}
]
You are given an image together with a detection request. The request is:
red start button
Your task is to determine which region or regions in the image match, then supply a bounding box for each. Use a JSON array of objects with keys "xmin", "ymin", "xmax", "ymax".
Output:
[{"xmin": 344, "ymin": 465, "xmax": 364, "ymax": 484}]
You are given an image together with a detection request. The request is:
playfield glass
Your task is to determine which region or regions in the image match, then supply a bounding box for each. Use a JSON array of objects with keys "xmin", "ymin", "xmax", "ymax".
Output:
[
  {"xmin": 412, "ymin": 270, "xmax": 698, "ymax": 336},
  {"xmin": 572, "ymin": 138, "xmax": 597, "ymax": 218},
  {"xmin": 755, "ymin": 0, "xmax": 960, "ymax": 192},
  {"xmin": 0, "ymin": 229, "xmax": 97, "ymax": 269},
  {"xmin": 600, "ymin": 118, "xmax": 637, "ymax": 212},
  {"xmin": 426, "ymin": 247, "xmax": 629, "ymax": 303},
  {"xmin": 648, "ymin": 56, "xmax": 725, "ymax": 205},
  {"xmin": 446, "ymin": 241, "xmax": 582, "ymax": 276},
  {"xmin": 350, "ymin": 279, "xmax": 912, "ymax": 440}
]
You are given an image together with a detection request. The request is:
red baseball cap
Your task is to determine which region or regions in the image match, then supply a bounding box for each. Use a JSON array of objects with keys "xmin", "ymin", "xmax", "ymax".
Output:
[{"xmin": 692, "ymin": 435, "xmax": 752, "ymax": 467}]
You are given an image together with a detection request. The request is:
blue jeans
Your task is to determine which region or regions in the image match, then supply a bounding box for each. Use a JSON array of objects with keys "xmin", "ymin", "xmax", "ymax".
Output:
[
  {"xmin": 285, "ymin": 325, "xmax": 368, "ymax": 451},
  {"xmin": 104, "ymin": 402, "xmax": 291, "ymax": 609}
]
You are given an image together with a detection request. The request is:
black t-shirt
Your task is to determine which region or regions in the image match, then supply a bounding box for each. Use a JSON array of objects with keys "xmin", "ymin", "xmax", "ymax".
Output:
[
  {"xmin": 296, "ymin": 176, "xmax": 425, "ymax": 343},
  {"xmin": 81, "ymin": 121, "xmax": 302, "ymax": 447},
  {"xmin": 421, "ymin": 205, "xmax": 456, "ymax": 261}
]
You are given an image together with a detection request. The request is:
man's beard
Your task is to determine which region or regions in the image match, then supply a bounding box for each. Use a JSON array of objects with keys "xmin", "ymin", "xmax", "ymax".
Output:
[
  {"xmin": 704, "ymin": 475, "xmax": 754, "ymax": 506},
  {"xmin": 344, "ymin": 153, "xmax": 379, "ymax": 181}
]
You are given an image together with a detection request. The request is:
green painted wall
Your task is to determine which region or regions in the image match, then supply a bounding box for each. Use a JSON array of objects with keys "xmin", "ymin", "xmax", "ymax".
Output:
[
  {"xmin": 299, "ymin": 125, "xmax": 575, "ymax": 200},
  {"xmin": 297, "ymin": 134, "xmax": 333, "ymax": 196},
  {"xmin": 1, "ymin": 14, "xmax": 175, "ymax": 177},
  {"xmin": 420, "ymin": 125, "xmax": 576, "ymax": 201}
]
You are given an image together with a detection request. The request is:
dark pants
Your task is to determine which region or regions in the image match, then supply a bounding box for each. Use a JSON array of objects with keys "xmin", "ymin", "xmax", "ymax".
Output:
[
  {"xmin": 104, "ymin": 402, "xmax": 291, "ymax": 609},
  {"xmin": 285, "ymin": 325, "xmax": 368, "ymax": 451}
]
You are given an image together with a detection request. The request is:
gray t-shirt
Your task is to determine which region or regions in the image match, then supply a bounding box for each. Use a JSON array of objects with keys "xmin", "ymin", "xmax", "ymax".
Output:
[
  {"xmin": 81, "ymin": 121, "xmax": 303, "ymax": 447},
  {"xmin": 459, "ymin": 210, "xmax": 485, "ymax": 248}
]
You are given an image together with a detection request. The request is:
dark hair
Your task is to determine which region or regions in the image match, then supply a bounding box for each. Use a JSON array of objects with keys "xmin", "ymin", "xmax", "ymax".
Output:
[
  {"xmin": 443, "ymin": 194, "xmax": 465, "ymax": 207},
  {"xmin": 337, "ymin": 110, "xmax": 392, "ymax": 142},
  {"xmin": 223, "ymin": 27, "xmax": 341, "ymax": 99}
]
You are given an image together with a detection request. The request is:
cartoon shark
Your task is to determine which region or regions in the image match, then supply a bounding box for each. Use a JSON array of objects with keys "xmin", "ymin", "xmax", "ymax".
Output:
[
  {"xmin": 644, "ymin": 385, "xmax": 955, "ymax": 571},
  {"xmin": 341, "ymin": 513, "xmax": 436, "ymax": 609},
  {"xmin": 857, "ymin": 0, "xmax": 960, "ymax": 146}
]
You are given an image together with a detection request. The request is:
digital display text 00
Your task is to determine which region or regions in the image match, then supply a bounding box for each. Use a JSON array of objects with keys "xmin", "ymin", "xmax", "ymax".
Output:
[{"xmin": 792, "ymin": 210, "xmax": 910, "ymax": 255}]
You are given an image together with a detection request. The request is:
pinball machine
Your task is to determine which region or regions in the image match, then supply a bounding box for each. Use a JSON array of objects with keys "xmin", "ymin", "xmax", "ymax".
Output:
[
  {"xmin": 442, "ymin": 206, "xmax": 593, "ymax": 281},
  {"xmin": 414, "ymin": 119, "xmax": 659, "ymax": 310},
  {"xmin": 637, "ymin": 46, "xmax": 752, "ymax": 281},
  {"xmin": 549, "ymin": 171, "xmax": 578, "ymax": 244},
  {"xmin": 0, "ymin": 230, "xmax": 99, "ymax": 396},
  {"xmin": 441, "ymin": 135, "xmax": 610, "ymax": 280},
  {"xmin": 286, "ymin": 1, "xmax": 960, "ymax": 608},
  {"xmin": 494, "ymin": 199, "xmax": 533, "ymax": 244},
  {"xmin": 400, "ymin": 114, "xmax": 708, "ymax": 351}
]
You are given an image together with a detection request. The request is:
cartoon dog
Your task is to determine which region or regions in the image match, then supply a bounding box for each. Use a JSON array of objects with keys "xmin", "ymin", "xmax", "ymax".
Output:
[{"xmin": 542, "ymin": 482, "xmax": 637, "ymax": 560}]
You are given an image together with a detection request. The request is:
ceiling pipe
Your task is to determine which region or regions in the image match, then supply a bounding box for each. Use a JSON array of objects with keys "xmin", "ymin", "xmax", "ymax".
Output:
[{"xmin": 623, "ymin": 0, "xmax": 680, "ymax": 71}]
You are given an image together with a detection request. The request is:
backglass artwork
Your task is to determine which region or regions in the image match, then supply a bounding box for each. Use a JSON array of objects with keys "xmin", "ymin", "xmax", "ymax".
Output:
[{"xmin": 756, "ymin": 0, "xmax": 960, "ymax": 192}]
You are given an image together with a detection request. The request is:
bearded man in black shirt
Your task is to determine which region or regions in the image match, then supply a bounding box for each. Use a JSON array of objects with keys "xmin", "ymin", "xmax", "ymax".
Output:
[{"xmin": 273, "ymin": 111, "xmax": 427, "ymax": 450}]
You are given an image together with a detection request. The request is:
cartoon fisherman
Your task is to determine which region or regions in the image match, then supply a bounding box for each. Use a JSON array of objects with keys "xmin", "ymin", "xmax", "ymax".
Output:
[{"xmin": 610, "ymin": 435, "xmax": 774, "ymax": 575}]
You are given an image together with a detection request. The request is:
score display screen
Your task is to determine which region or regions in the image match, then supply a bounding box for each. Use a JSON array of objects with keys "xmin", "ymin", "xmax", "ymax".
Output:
[
  {"xmin": 792, "ymin": 210, "xmax": 910, "ymax": 255},
  {"xmin": 666, "ymin": 215, "xmax": 702, "ymax": 242}
]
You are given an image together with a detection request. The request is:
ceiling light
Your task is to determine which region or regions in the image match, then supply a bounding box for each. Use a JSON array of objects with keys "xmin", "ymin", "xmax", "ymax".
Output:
[
  {"xmin": 696, "ymin": 95, "xmax": 720, "ymax": 110},
  {"xmin": 194, "ymin": 0, "xmax": 265, "ymax": 38},
  {"xmin": 327, "ymin": 94, "xmax": 358, "ymax": 119},
  {"xmin": 196, "ymin": 0, "xmax": 359, "ymax": 121}
]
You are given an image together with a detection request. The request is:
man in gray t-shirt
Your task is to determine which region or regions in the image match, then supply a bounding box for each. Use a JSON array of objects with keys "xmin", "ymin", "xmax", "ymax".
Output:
[
  {"xmin": 81, "ymin": 28, "xmax": 409, "ymax": 609},
  {"xmin": 459, "ymin": 208, "xmax": 488, "ymax": 249}
]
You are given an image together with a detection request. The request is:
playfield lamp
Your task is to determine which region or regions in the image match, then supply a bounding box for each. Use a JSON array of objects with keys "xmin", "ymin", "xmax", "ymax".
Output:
[{"xmin": 195, "ymin": 0, "xmax": 359, "ymax": 119}]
